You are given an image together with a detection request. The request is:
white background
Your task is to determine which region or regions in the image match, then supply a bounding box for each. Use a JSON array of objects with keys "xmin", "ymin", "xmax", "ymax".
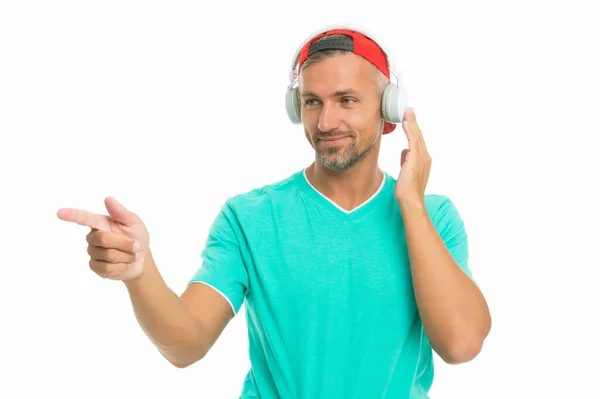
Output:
[{"xmin": 1, "ymin": 1, "xmax": 599, "ymax": 398}]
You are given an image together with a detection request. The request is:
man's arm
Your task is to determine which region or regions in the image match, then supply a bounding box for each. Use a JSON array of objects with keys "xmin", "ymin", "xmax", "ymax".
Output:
[
  {"xmin": 399, "ymin": 198, "xmax": 491, "ymax": 365},
  {"xmin": 57, "ymin": 197, "xmax": 241, "ymax": 369},
  {"xmin": 124, "ymin": 249, "xmax": 234, "ymax": 368}
]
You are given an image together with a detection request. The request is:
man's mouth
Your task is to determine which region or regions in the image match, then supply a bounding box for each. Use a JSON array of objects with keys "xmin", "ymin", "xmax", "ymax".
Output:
[{"xmin": 318, "ymin": 135, "xmax": 351, "ymax": 146}]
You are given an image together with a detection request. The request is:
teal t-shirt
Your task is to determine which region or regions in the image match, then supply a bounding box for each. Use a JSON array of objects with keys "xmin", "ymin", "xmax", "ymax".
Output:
[{"xmin": 189, "ymin": 168, "xmax": 474, "ymax": 398}]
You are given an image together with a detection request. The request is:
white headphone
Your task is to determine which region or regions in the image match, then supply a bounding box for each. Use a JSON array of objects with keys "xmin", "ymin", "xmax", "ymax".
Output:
[{"xmin": 285, "ymin": 23, "xmax": 409, "ymax": 129}]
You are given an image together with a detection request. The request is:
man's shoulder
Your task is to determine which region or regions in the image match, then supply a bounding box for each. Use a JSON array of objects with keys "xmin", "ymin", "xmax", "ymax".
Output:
[
  {"xmin": 423, "ymin": 193, "xmax": 464, "ymax": 227},
  {"xmin": 223, "ymin": 169, "xmax": 303, "ymax": 212},
  {"xmin": 424, "ymin": 193, "xmax": 451, "ymax": 211}
]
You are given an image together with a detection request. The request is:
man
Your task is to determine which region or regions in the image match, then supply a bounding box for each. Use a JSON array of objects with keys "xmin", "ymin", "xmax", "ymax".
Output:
[{"xmin": 57, "ymin": 25, "xmax": 491, "ymax": 398}]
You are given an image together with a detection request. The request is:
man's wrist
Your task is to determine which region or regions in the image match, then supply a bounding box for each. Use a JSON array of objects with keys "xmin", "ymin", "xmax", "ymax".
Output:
[
  {"xmin": 123, "ymin": 249, "xmax": 156, "ymax": 289},
  {"xmin": 396, "ymin": 195, "xmax": 426, "ymax": 214}
]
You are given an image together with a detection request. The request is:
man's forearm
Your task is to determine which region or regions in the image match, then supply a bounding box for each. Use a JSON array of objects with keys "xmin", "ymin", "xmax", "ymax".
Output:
[
  {"xmin": 400, "ymin": 199, "xmax": 491, "ymax": 364},
  {"xmin": 123, "ymin": 249, "xmax": 206, "ymax": 367}
]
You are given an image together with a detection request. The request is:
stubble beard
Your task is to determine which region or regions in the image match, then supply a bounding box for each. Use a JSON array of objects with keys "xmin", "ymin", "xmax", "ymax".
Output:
[
  {"xmin": 316, "ymin": 136, "xmax": 377, "ymax": 171},
  {"xmin": 317, "ymin": 139, "xmax": 358, "ymax": 170}
]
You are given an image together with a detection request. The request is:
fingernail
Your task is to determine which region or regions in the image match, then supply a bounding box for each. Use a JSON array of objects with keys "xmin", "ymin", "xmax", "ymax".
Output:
[{"xmin": 133, "ymin": 241, "xmax": 140, "ymax": 252}]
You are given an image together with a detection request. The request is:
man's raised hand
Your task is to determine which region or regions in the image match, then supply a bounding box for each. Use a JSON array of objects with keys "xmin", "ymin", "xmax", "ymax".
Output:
[{"xmin": 57, "ymin": 196, "xmax": 149, "ymax": 281}]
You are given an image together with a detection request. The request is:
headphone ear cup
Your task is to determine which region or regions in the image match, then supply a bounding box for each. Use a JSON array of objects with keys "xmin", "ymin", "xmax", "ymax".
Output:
[
  {"xmin": 285, "ymin": 87, "xmax": 302, "ymax": 124},
  {"xmin": 381, "ymin": 84, "xmax": 408, "ymax": 124}
]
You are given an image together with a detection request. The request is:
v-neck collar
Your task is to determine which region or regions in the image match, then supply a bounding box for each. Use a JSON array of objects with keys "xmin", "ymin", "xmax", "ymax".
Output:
[{"xmin": 294, "ymin": 167, "xmax": 391, "ymax": 222}]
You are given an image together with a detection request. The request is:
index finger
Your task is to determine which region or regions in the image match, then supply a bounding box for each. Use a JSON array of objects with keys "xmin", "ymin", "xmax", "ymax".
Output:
[{"xmin": 57, "ymin": 208, "xmax": 110, "ymax": 231}]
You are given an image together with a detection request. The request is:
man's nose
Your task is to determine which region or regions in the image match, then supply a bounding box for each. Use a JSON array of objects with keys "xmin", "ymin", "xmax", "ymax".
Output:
[{"xmin": 317, "ymin": 102, "xmax": 342, "ymax": 133}]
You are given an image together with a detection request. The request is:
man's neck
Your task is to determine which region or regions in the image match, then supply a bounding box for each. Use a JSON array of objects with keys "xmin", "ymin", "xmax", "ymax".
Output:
[{"xmin": 305, "ymin": 158, "xmax": 384, "ymax": 212}]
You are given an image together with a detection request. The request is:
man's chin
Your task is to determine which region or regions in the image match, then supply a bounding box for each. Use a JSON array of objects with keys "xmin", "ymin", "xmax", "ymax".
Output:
[{"xmin": 318, "ymin": 154, "xmax": 357, "ymax": 171}]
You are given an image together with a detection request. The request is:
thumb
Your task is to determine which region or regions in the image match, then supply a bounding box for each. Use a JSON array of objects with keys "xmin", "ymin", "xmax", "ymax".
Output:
[
  {"xmin": 104, "ymin": 196, "xmax": 139, "ymax": 226},
  {"xmin": 401, "ymin": 148, "xmax": 409, "ymax": 166}
]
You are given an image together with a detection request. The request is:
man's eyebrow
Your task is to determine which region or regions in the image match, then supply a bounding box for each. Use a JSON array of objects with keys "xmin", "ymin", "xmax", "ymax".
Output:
[{"xmin": 300, "ymin": 89, "xmax": 358, "ymax": 98}]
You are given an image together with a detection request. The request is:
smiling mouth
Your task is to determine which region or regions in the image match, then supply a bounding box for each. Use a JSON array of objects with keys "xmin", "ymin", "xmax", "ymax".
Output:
[
  {"xmin": 318, "ymin": 136, "xmax": 351, "ymax": 146},
  {"xmin": 320, "ymin": 135, "xmax": 349, "ymax": 140}
]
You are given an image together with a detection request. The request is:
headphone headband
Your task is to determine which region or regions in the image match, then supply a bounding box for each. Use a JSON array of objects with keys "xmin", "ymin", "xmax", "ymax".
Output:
[{"xmin": 288, "ymin": 23, "xmax": 399, "ymax": 87}]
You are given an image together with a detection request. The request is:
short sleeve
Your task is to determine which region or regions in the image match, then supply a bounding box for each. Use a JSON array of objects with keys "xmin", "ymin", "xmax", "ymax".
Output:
[
  {"xmin": 430, "ymin": 195, "xmax": 476, "ymax": 282},
  {"xmin": 188, "ymin": 201, "xmax": 249, "ymax": 315}
]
